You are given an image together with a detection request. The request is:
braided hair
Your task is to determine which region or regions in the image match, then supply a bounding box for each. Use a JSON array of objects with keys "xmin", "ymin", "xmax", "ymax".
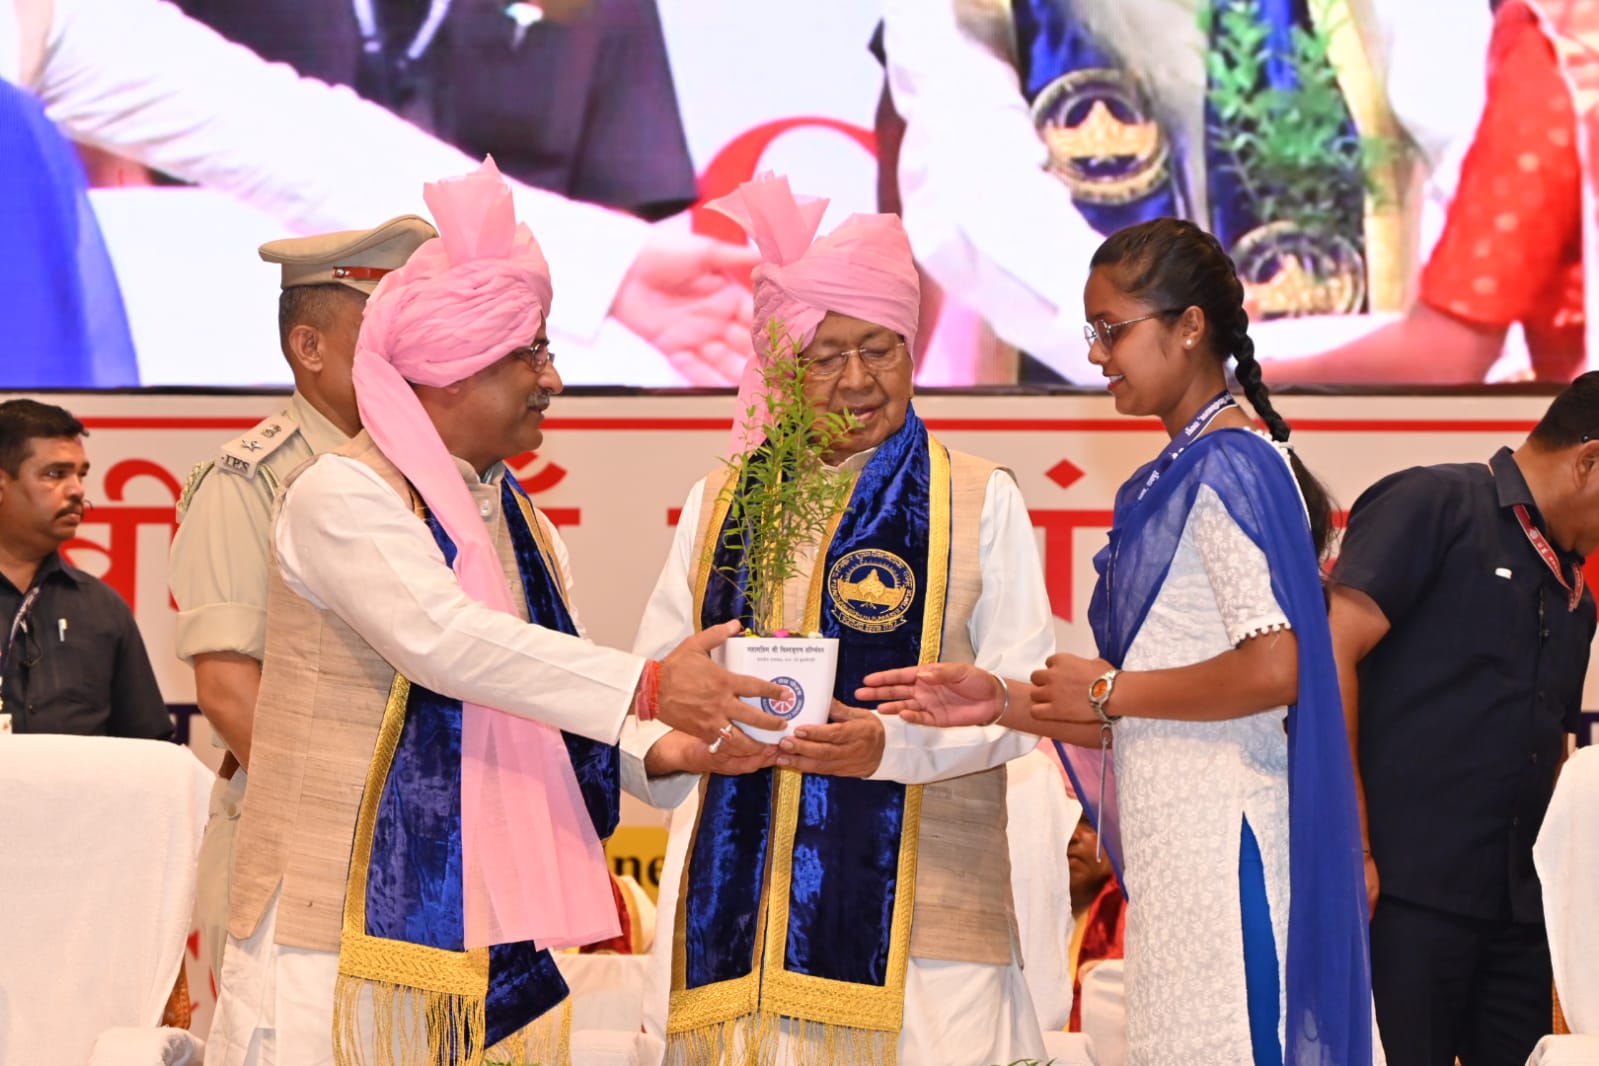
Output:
[{"xmin": 1089, "ymin": 218, "xmax": 1334, "ymax": 558}]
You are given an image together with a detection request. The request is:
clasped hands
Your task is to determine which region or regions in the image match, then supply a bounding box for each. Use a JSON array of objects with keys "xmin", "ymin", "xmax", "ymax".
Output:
[
  {"xmin": 853, "ymin": 653, "xmax": 1117, "ymax": 728},
  {"xmin": 645, "ymin": 620, "xmax": 886, "ymax": 779},
  {"xmin": 649, "ymin": 699, "xmax": 886, "ymax": 779},
  {"xmin": 610, "ymin": 231, "xmax": 758, "ymax": 386}
]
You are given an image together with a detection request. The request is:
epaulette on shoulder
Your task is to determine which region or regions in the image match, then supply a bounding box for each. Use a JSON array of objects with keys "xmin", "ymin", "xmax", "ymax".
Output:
[
  {"xmin": 176, "ymin": 459, "xmax": 214, "ymax": 521},
  {"xmin": 216, "ymin": 410, "xmax": 300, "ymax": 484}
]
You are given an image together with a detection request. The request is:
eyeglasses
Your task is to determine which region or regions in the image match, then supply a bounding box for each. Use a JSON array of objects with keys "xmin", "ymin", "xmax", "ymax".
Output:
[
  {"xmin": 1083, "ymin": 310, "xmax": 1181, "ymax": 352},
  {"xmin": 511, "ymin": 339, "xmax": 556, "ymax": 373},
  {"xmin": 802, "ymin": 339, "xmax": 907, "ymax": 381}
]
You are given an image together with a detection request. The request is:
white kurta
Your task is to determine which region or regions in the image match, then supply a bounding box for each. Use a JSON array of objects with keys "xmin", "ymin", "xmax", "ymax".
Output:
[
  {"xmin": 206, "ymin": 453, "xmax": 661, "ymax": 1066},
  {"xmin": 881, "ymin": 0, "xmax": 1493, "ymax": 383},
  {"xmin": 1113, "ymin": 473, "xmax": 1294, "ymax": 1064},
  {"xmin": 627, "ymin": 463, "xmax": 1060, "ymax": 1066}
]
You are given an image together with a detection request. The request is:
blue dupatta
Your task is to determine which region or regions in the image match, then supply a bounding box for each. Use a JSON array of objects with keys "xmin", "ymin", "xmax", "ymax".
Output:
[{"xmin": 1064, "ymin": 428, "xmax": 1371, "ymax": 1065}]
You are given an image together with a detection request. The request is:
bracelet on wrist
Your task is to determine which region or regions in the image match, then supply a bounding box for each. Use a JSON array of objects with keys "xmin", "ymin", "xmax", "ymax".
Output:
[
  {"xmin": 984, "ymin": 669, "xmax": 1009, "ymax": 727},
  {"xmin": 633, "ymin": 659, "xmax": 662, "ymax": 722}
]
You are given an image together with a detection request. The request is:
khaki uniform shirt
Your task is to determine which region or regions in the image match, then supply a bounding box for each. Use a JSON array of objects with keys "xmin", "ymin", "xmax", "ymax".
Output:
[{"xmin": 169, "ymin": 392, "xmax": 349, "ymax": 664}]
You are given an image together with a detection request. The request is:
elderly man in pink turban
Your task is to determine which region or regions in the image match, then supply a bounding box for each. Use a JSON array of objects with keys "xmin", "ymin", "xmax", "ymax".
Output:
[
  {"xmin": 624, "ymin": 173, "xmax": 1058, "ymax": 1065},
  {"xmin": 205, "ymin": 158, "xmax": 784, "ymax": 1066}
]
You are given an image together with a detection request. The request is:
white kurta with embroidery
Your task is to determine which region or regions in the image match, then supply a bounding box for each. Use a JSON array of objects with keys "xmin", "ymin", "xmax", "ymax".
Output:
[
  {"xmin": 1111, "ymin": 440, "xmax": 1296, "ymax": 1064},
  {"xmin": 626, "ymin": 458, "xmax": 1062, "ymax": 1066}
]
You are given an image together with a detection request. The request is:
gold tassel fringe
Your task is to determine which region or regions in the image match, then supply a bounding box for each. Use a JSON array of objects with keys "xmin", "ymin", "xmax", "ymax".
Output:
[
  {"xmin": 333, "ymin": 974, "xmax": 486, "ymax": 1066},
  {"xmin": 666, "ymin": 1011, "xmax": 896, "ymax": 1066}
]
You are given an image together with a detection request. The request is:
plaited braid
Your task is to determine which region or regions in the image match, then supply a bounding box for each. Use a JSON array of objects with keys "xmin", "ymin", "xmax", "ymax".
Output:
[{"xmin": 1089, "ymin": 217, "xmax": 1335, "ymax": 558}]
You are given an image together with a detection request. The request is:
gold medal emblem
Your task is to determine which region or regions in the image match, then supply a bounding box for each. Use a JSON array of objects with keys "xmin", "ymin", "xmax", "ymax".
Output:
[
  {"xmin": 1033, "ymin": 68, "xmax": 1169, "ymax": 205},
  {"xmin": 1233, "ymin": 221, "xmax": 1366, "ymax": 318},
  {"xmin": 827, "ymin": 549, "xmax": 916, "ymax": 634}
]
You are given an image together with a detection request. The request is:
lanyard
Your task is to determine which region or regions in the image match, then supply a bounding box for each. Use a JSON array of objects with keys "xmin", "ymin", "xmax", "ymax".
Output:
[
  {"xmin": 351, "ymin": 0, "xmax": 454, "ymax": 64},
  {"xmin": 1135, "ymin": 391, "xmax": 1238, "ymax": 502},
  {"xmin": 1513, "ymin": 504, "xmax": 1586, "ymax": 612},
  {"xmin": 0, "ymin": 585, "xmax": 43, "ymax": 714}
]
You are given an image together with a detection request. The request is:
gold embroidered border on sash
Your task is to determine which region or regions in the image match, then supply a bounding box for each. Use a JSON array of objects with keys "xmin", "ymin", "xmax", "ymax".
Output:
[
  {"xmin": 332, "ymin": 486, "xmax": 581, "ymax": 1066},
  {"xmin": 669, "ymin": 433, "xmax": 952, "ymax": 1056},
  {"xmin": 952, "ymin": 0, "xmax": 1020, "ymax": 68},
  {"xmin": 510, "ymin": 491, "xmax": 570, "ymax": 604},
  {"xmin": 1314, "ymin": 0, "xmax": 1413, "ymax": 310}
]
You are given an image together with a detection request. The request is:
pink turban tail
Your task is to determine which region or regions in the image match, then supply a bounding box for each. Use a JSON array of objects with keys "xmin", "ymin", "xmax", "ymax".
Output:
[
  {"xmin": 352, "ymin": 158, "xmax": 618, "ymax": 951},
  {"xmin": 705, "ymin": 174, "xmax": 921, "ymax": 454}
]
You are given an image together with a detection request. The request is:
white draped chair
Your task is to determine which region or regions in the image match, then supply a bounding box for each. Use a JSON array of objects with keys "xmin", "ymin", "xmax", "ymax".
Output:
[
  {"xmin": 1526, "ymin": 746, "xmax": 1599, "ymax": 1066},
  {"xmin": 0, "ymin": 734, "xmax": 212, "ymax": 1066},
  {"xmin": 1009, "ymin": 745, "xmax": 1099, "ymax": 1066},
  {"xmin": 553, "ymin": 874, "xmax": 666, "ymax": 1066}
]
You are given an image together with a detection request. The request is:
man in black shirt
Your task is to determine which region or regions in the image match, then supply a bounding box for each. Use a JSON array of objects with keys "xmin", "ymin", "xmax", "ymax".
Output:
[
  {"xmin": 1331, "ymin": 374, "xmax": 1599, "ymax": 1066},
  {"xmin": 0, "ymin": 400, "xmax": 170, "ymax": 740}
]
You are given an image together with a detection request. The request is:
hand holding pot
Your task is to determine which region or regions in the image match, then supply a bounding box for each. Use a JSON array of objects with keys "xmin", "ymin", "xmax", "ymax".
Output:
[
  {"xmin": 643, "ymin": 726, "xmax": 778, "ymax": 777},
  {"xmin": 657, "ymin": 620, "xmax": 787, "ymax": 743},
  {"xmin": 775, "ymin": 701, "xmax": 886, "ymax": 777}
]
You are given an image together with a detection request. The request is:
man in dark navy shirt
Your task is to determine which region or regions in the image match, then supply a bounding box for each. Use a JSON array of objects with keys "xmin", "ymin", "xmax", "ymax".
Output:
[
  {"xmin": 0, "ymin": 400, "xmax": 170, "ymax": 740},
  {"xmin": 1331, "ymin": 374, "xmax": 1599, "ymax": 1066}
]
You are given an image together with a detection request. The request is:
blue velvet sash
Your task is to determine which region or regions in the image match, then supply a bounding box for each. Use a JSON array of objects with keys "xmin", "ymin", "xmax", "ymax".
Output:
[
  {"xmin": 673, "ymin": 407, "xmax": 950, "ymax": 1037},
  {"xmin": 1011, "ymin": 0, "xmax": 1369, "ymax": 314},
  {"xmin": 0, "ymin": 79, "xmax": 138, "ymax": 386},
  {"xmin": 1071, "ymin": 429, "xmax": 1371, "ymax": 1065},
  {"xmin": 339, "ymin": 477, "xmax": 619, "ymax": 1051}
]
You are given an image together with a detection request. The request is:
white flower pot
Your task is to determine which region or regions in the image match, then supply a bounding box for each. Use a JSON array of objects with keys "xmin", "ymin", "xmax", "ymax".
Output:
[{"xmin": 719, "ymin": 636, "xmax": 840, "ymax": 743}]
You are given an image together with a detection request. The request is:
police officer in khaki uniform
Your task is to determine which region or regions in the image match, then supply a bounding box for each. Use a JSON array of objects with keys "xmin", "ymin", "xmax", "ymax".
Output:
[{"xmin": 168, "ymin": 214, "xmax": 435, "ymax": 986}]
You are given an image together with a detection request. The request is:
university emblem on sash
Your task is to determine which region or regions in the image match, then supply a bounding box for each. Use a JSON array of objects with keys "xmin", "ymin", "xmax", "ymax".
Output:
[
  {"xmin": 1233, "ymin": 220, "xmax": 1366, "ymax": 317},
  {"xmin": 827, "ymin": 549, "xmax": 916, "ymax": 633},
  {"xmin": 1032, "ymin": 68, "xmax": 1169, "ymax": 204}
]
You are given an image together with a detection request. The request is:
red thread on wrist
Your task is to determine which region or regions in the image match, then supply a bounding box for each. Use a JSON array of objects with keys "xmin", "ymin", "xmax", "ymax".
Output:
[{"xmin": 633, "ymin": 659, "xmax": 662, "ymax": 722}]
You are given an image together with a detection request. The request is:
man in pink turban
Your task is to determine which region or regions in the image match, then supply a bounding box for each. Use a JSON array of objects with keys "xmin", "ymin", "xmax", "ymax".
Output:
[
  {"xmin": 624, "ymin": 173, "xmax": 1061, "ymax": 1065},
  {"xmin": 206, "ymin": 158, "xmax": 784, "ymax": 1066}
]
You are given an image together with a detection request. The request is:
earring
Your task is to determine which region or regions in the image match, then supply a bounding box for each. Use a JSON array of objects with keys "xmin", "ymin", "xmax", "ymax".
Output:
[{"xmin": 1184, "ymin": 339, "xmax": 1194, "ymax": 349}]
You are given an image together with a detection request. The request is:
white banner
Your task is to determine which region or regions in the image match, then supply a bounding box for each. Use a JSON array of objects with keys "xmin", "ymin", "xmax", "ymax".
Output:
[{"xmin": 20, "ymin": 388, "xmax": 1590, "ymax": 731}]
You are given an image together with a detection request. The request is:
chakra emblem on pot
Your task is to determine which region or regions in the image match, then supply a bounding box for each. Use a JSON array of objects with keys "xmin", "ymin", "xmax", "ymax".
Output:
[
  {"xmin": 828, "ymin": 549, "xmax": 916, "ymax": 634},
  {"xmin": 763, "ymin": 676, "xmax": 804, "ymax": 720}
]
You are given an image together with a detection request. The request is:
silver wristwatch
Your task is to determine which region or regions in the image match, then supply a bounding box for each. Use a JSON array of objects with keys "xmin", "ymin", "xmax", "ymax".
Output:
[{"xmin": 1088, "ymin": 668, "xmax": 1121, "ymax": 724}]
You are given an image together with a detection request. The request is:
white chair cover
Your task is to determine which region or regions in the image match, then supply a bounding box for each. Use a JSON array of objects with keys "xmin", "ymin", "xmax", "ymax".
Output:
[
  {"xmin": 1535, "ymin": 746, "xmax": 1599, "ymax": 1036},
  {"xmin": 557, "ymin": 947, "xmax": 662, "ymax": 1065},
  {"xmin": 1080, "ymin": 958, "xmax": 1128, "ymax": 1066},
  {"xmin": 1527, "ymin": 1034, "xmax": 1599, "ymax": 1065},
  {"xmin": 0, "ymin": 735, "xmax": 212, "ymax": 1065},
  {"xmin": 1006, "ymin": 744, "xmax": 1082, "ymax": 1033}
]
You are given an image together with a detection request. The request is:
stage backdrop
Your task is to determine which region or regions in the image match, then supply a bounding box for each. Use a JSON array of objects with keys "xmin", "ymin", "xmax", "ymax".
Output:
[
  {"xmin": 14, "ymin": 387, "xmax": 1598, "ymax": 896},
  {"xmin": 20, "ymin": 0, "xmax": 1553, "ymax": 389}
]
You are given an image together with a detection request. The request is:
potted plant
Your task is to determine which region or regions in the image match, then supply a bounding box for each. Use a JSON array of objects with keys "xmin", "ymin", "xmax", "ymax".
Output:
[
  {"xmin": 713, "ymin": 319, "xmax": 860, "ymax": 742},
  {"xmin": 1201, "ymin": 0, "xmax": 1404, "ymax": 317}
]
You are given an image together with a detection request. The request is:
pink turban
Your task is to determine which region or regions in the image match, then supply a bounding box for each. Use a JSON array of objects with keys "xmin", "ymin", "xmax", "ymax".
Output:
[
  {"xmin": 706, "ymin": 174, "xmax": 920, "ymax": 451},
  {"xmin": 351, "ymin": 157, "xmax": 617, "ymax": 952}
]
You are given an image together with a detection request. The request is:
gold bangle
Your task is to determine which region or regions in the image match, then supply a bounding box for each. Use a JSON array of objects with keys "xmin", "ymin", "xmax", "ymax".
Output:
[{"xmin": 984, "ymin": 669, "xmax": 1009, "ymax": 726}]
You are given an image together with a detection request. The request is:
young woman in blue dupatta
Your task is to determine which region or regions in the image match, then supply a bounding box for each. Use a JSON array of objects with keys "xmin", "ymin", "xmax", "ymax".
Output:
[{"xmin": 861, "ymin": 219, "xmax": 1375, "ymax": 1065}]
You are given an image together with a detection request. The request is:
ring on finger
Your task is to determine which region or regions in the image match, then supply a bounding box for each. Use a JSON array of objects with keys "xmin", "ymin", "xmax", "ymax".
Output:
[{"xmin": 708, "ymin": 723, "xmax": 735, "ymax": 754}]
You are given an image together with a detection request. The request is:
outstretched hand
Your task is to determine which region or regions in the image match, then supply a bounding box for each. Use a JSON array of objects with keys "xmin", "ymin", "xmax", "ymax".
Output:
[
  {"xmin": 656, "ymin": 620, "xmax": 787, "ymax": 743},
  {"xmin": 854, "ymin": 662, "xmax": 1004, "ymax": 729},
  {"xmin": 610, "ymin": 231, "xmax": 758, "ymax": 385}
]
